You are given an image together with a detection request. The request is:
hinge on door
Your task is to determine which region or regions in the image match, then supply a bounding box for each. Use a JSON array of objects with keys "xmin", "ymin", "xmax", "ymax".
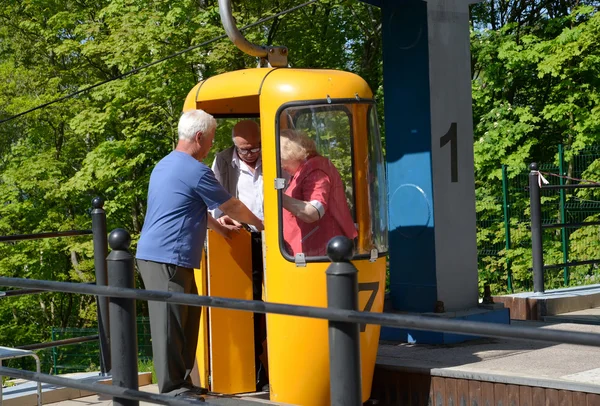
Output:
[
  {"xmin": 274, "ymin": 178, "xmax": 286, "ymax": 190},
  {"xmin": 295, "ymin": 253, "xmax": 306, "ymax": 267},
  {"xmin": 369, "ymin": 249, "xmax": 378, "ymax": 263}
]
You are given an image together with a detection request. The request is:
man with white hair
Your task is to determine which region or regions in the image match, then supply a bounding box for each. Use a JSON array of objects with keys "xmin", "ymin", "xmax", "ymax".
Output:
[{"xmin": 136, "ymin": 109, "xmax": 264, "ymax": 401}]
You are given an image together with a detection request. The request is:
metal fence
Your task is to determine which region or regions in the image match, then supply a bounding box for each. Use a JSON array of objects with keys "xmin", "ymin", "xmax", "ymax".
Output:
[
  {"xmin": 0, "ymin": 198, "xmax": 111, "ymax": 376},
  {"xmin": 529, "ymin": 162, "xmax": 600, "ymax": 293},
  {"xmin": 477, "ymin": 145, "xmax": 600, "ymax": 293},
  {"xmin": 45, "ymin": 320, "xmax": 152, "ymax": 375},
  {"xmin": 4, "ymin": 228, "xmax": 600, "ymax": 405}
]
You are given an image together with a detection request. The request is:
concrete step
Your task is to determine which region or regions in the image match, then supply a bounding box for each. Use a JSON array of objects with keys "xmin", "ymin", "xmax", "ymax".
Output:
[
  {"xmin": 544, "ymin": 307, "xmax": 600, "ymax": 325},
  {"xmin": 493, "ymin": 284, "xmax": 600, "ymax": 320}
]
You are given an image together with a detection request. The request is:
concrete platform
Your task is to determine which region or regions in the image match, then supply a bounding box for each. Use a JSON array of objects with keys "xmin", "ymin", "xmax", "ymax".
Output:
[
  {"xmin": 372, "ymin": 320, "xmax": 600, "ymax": 405},
  {"xmin": 45, "ymin": 385, "xmax": 282, "ymax": 405},
  {"xmin": 1, "ymin": 370, "xmax": 287, "ymax": 406},
  {"xmin": 1, "ymin": 371, "xmax": 284, "ymax": 406},
  {"xmin": 8, "ymin": 317, "xmax": 600, "ymax": 405},
  {"xmin": 1, "ymin": 371, "xmax": 152, "ymax": 406}
]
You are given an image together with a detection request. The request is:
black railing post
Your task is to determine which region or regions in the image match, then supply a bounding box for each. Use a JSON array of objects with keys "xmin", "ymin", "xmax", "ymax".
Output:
[
  {"xmin": 107, "ymin": 228, "xmax": 138, "ymax": 406},
  {"xmin": 325, "ymin": 236, "xmax": 362, "ymax": 406},
  {"xmin": 529, "ymin": 163, "xmax": 545, "ymax": 293},
  {"xmin": 91, "ymin": 197, "xmax": 111, "ymax": 375}
]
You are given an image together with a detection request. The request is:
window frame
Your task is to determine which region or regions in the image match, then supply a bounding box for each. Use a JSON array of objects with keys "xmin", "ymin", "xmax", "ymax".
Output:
[{"xmin": 275, "ymin": 98, "xmax": 383, "ymax": 264}]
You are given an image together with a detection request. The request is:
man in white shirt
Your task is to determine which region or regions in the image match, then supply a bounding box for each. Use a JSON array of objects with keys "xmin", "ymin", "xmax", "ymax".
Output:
[
  {"xmin": 211, "ymin": 120, "xmax": 263, "ymax": 228},
  {"xmin": 210, "ymin": 120, "xmax": 268, "ymax": 392}
]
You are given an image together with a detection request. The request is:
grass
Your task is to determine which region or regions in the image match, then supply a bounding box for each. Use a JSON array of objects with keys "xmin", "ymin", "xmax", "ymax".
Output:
[{"xmin": 138, "ymin": 359, "xmax": 157, "ymax": 384}]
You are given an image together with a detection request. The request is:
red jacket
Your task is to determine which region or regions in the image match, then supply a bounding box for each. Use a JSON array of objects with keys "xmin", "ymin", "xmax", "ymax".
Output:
[{"xmin": 283, "ymin": 155, "xmax": 358, "ymax": 257}]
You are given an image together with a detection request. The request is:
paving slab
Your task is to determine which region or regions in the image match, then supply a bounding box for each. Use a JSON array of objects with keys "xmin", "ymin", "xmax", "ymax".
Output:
[{"xmin": 45, "ymin": 385, "xmax": 283, "ymax": 406}]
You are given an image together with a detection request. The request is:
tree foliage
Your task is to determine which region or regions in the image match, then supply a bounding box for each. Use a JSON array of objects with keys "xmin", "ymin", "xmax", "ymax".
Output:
[
  {"xmin": 472, "ymin": 1, "xmax": 600, "ymax": 293},
  {"xmin": 0, "ymin": 0, "xmax": 382, "ymax": 365},
  {"xmin": 3, "ymin": 0, "xmax": 600, "ymax": 369}
]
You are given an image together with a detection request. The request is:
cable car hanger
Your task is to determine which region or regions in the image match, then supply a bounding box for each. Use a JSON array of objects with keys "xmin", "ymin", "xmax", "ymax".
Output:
[{"xmin": 218, "ymin": 0, "xmax": 289, "ymax": 68}]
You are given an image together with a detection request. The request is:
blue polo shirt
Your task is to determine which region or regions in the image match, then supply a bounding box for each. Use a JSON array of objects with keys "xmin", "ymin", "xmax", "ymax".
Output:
[{"xmin": 136, "ymin": 150, "xmax": 232, "ymax": 269}]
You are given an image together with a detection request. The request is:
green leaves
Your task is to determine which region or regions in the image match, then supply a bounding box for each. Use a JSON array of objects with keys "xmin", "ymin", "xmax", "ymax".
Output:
[{"xmin": 0, "ymin": 0, "xmax": 385, "ymax": 351}]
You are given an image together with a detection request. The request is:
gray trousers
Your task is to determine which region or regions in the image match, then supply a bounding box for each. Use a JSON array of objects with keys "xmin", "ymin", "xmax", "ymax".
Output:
[{"xmin": 137, "ymin": 259, "xmax": 201, "ymax": 394}]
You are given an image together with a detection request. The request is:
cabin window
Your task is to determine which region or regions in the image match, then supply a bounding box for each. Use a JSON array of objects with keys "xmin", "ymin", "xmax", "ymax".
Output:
[
  {"xmin": 366, "ymin": 107, "xmax": 388, "ymax": 254},
  {"xmin": 277, "ymin": 103, "xmax": 357, "ymax": 261}
]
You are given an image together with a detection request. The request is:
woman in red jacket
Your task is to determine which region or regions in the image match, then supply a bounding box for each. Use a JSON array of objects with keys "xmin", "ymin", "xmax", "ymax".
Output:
[{"xmin": 279, "ymin": 129, "xmax": 358, "ymax": 257}]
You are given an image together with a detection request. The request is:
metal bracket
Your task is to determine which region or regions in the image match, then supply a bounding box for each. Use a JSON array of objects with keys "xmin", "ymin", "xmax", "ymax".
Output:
[
  {"xmin": 369, "ymin": 249, "xmax": 378, "ymax": 263},
  {"xmin": 295, "ymin": 253, "xmax": 306, "ymax": 267},
  {"xmin": 266, "ymin": 46, "xmax": 288, "ymax": 67},
  {"xmin": 274, "ymin": 178, "xmax": 286, "ymax": 190}
]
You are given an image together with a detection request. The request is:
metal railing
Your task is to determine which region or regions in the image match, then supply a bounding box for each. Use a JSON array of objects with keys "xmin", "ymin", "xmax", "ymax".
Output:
[
  {"xmin": 529, "ymin": 162, "xmax": 600, "ymax": 293},
  {"xmin": 3, "ymin": 228, "xmax": 600, "ymax": 405},
  {"xmin": 478, "ymin": 144, "xmax": 600, "ymax": 293},
  {"xmin": 0, "ymin": 197, "xmax": 111, "ymax": 375}
]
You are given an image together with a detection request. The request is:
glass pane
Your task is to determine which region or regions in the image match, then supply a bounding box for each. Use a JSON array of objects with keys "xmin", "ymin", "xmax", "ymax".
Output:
[
  {"xmin": 293, "ymin": 106, "xmax": 355, "ymax": 218},
  {"xmin": 367, "ymin": 107, "xmax": 389, "ymax": 253},
  {"xmin": 278, "ymin": 104, "xmax": 358, "ymax": 258}
]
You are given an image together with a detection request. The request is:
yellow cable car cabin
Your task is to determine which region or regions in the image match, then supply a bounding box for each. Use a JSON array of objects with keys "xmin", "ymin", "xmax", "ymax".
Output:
[{"xmin": 183, "ymin": 67, "xmax": 389, "ymax": 405}]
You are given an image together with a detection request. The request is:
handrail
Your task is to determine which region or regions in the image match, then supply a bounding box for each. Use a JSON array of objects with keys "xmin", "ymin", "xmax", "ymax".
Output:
[
  {"xmin": 16, "ymin": 335, "xmax": 99, "ymax": 351},
  {"xmin": 541, "ymin": 183, "xmax": 600, "ymax": 190},
  {"xmin": 529, "ymin": 162, "xmax": 600, "ymax": 293},
  {"xmin": 4, "ymin": 227, "xmax": 600, "ymax": 405},
  {"xmin": 0, "ymin": 282, "xmax": 97, "ymax": 299},
  {"xmin": 0, "ymin": 288, "xmax": 46, "ymax": 297},
  {"xmin": 0, "ymin": 230, "xmax": 92, "ymax": 243},
  {"xmin": 2, "ymin": 276, "xmax": 600, "ymax": 348}
]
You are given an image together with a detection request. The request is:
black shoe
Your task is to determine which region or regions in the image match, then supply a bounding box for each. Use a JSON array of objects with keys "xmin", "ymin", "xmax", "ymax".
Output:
[
  {"xmin": 255, "ymin": 360, "xmax": 269, "ymax": 392},
  {"xmin": 182, "ymin": 383, "xmax": 208, "ymax": 395},
  {"xmin": 174, "ymin": 390, "xmax": 206, "ymax": 402},
  {"xmin": 260, "ymin": 383, "xmax": 270, "ymax": 392}
]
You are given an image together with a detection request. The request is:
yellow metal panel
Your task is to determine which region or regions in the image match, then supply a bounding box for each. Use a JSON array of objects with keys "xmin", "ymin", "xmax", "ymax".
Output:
[
  {"xmin": 355, "ymin": 257, "xmax": 387, "ymax": 400},
  {"xmin": 183, "ymin": 68, "xmax": 374, "ymax": 118},
  {"xmin": 351, "ymin": 104, "xmax": 373, "ymax": 255},
  {"xmin": 184, "ymin": 66, "xmax": 382, "ymax": 405},
  {"xmin": 196, "ymin": 95, "xmax": 260, "ymax": 117},
  {"xmin": 193, "ymin": 249, "xmax": 209, "ymax": 389},
  {"xmin": 206, "ymin": 229, "xmax": 256, "ymax": 394},
  {"xmin": 260, "ymin": 68, "xmax": 373, "ymax": 106},
  {"xmin": 196, "ymin": 68, "xmax": 274, "ymax": 101},
  {"xmin": 183, "ymin": 82, "xmax": 203, "ymax": 112},
  {"xmin": 263, "ymin": 258, "xmax": 386, "ymax": 405},
  {"xmin": 258, "ymin": 76, "xmax": 383, "ymax": 405}
]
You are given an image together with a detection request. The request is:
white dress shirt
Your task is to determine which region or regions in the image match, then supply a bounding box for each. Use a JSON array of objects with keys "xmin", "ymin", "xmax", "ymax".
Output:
[{"xmin": 211, "ymin": 150, "xmax": 264, "ymax": 231}]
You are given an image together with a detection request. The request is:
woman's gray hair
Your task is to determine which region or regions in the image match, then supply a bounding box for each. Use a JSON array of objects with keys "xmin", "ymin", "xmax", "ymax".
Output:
[
  {"xmin": 178, "ymin": 109, "xmax": 217, "ymax": 141},
  {"xmin": 280, "ymin": 129, "xmax": 317, "ymax": 162}
]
